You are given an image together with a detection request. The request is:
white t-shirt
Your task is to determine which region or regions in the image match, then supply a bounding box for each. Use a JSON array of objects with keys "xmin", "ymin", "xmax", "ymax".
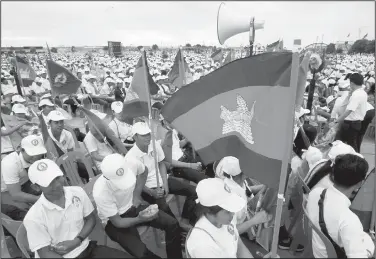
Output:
[
  {"xmin": 1, "ymin": 126, "xmax": 14, "ymax": 154},
  {"xmin": 187, "ymin": 216, "xmax": 239, "ymax": 258},
  {"xmin": 23, "ymin": 186, "xmax": 94, "ymax": 258},
  {"xmin": 331, "ymin": 92, "xmax": 349, "ymax": 119},
  {"xmin": 108, "ymin": 118, "xmax": 132, "ymax": 143},
  {"xmin": 1, "ymin": 151, "xmax": 30, "ymax": 192},
  {"xmin": 48, "ymin": 129, "xmax": 75, "ymax": 153},
  {"xmin": 83, "ymin": 131, "xmax": 114, "ymax": 169},
  {"xmin": 93, "ymin": 158, "xmax": 145, "ymax": 225},
  {"xmin": 30, "ymin": 83, "xmax": 45, "ymax": 94},
  {"xmin": 125, "ymin": 141, "xmax": 165, "ymax": 189},
  {"xmin": 345, "ymin": 88, "xmax": 368, "ymax": 121},
  {"xmin": 307, "ymin": 185, "xmax": 375, "ymax": 258}
]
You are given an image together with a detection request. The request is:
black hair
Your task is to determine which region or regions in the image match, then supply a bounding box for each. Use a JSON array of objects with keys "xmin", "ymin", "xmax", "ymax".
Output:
[
  {"xmin": 349, "ymin": 73, "xmax": 364, "ymax": 86},
  {"xmin": 331, "ymin": 154, "xmax": 368, "ymax": 188},
  {"xmin": 195, "ymin": 204, "xmax": 223, "ymax": 221},
  {"xmin": 344, "ymin": 73, "xmax": 352, "ymax": 81},
  {"xmin": 293, "ymin": 124, "xmax": 317, "ymax": 158}
]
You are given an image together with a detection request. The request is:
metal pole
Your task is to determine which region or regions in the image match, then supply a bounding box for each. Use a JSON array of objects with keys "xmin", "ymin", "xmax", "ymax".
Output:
[{"xmin": 249, "ymin": 17, "xmax": 255, "ymax": 57}]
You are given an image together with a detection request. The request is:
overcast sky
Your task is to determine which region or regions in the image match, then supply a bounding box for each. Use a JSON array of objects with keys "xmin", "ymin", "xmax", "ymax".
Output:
[{"xmin": 1, "ymin": 1, "xmax": 375, "ymax": 49}]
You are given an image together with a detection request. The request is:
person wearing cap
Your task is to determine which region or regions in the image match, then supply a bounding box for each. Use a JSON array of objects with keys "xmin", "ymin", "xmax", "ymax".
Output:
[
  {"xmin": 1, "ymin": 135, "xmax": 46, "ymax": 216},
  {"xmin": 39, "ymin": 70, "xmax": 51, "ymax": 91},
  {"xmin": 335, "ymin": 73, "xmax": 368, "ymax": 152},
  {"xmin": 214, "ymin": 157, "xmax": 270, "ymax": 233},
  {"xmin": 83, "ymin": 118, "xmax": 115, "ymax": 170},
  {"xmin": 125, "ymin": 122, "xmax": 199, "ymax": 226},
  {"xmin": 113, "ymin": 79, "xmax": 126, "ymax": 102},
  {"xmin": 307, "ymin": 154, "xmax": 374, "ymax": 258},
  {"xmin": 108, "ymin": 101, "xmax": 134, "ymax": 146},
  {"xmin": 11, "ymin": 94, "xmax": 26, "ymax": 105},
  {"xmin": 30, "ymin": 77, "xmax": 49, "ymax": 96},
  {"xmin": 38, "ymin": 98, "xmax": 56, "ymax": 124},
  {"xmin": 93, "ymin": 154, "xmax": 182, "ymax": 258},
  {"xmin": 23, "ymin": 159, "xmax": 131, "ymax": 258},
  {"xmin": 47, "ymin": 110, "xmax": 75, "ymax": 153},
  {"xmin": 186, "ymin": 178, "xmax": 254, "ymax": 258}
]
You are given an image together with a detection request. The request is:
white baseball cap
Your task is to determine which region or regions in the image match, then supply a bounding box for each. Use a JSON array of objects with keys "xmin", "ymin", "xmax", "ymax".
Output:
[
  {"xmin": 40, "ymin": 93, "xmax": 52, "ymax": 100},
  {"xmin": 47, "ymin": 110, "xmax": 66, "ymax": 122},
  {"xmin": 29, "ymin": 159, "xmax": 64, "ymax": 187},
  {"xmin": 295, "ymin": 107, "xmax": 310, "ymax": 118},
  {"xmin": 111, "ymin": 101, "xmax": 123, "ymax": 114},
  {"xmin": 38, "ymin": 98, "xmax": 54, "ymax": 107},
  {"xmin": 12, "ymin": 103, "xmax": 28, "ymax": 114},
  {"xmin": 21, "ymin": 135, "xmax": 47, "ymax": 156},
  {"xmin": 132, "ymin": 122, "xmax": 151, "ymax": 136},
  {"xmin": 196, "ymin": 178, "xmax": 245, "ymax": 213},
  {"xmin": 215, "ymin": 156, "xmax": 242, "ymax": 178},
  {"xmin": 11, "ymin": 95, "xmax": 26, "ymax": 103},
  {"xmin": 100, "ymin": 154, "xmax": 137, "ymax": 190},
  {"xmin": 328, "ymin": 140, "xmax": 363, "ymax": 161},
  {"xmin": 3, "ymin": 87, "xmax": 18, "ymax": 96}
]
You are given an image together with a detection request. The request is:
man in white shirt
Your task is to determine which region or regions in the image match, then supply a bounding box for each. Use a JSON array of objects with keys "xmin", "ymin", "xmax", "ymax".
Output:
[
  {"xmin": 39, "ymin": 71, "xmax": 51, "ymax": 91},
  {"xmin": 307, "ymin": 154, "xmax": 374, "ymax": 258},
  {"xmin": 331, "ymin": 82, "xmax": 350, "ymax": 120},
  {"xmin": 47, "ymin": 110, "xmax": 75, "ymax": 153},
  {"xmin": 335, "ymin": 73, "xmax": 368, "ymax": 152},
  {"xmin": 38, "ymin": 98, "xmax": 56, "ymax": 124},
  {"xmin": 125, "ymin": 122, "xmax": 199, "ymax": 225},
  {"xmin": 24, "ymin": 159, "xmax": 130, "ymax": 258},
  {"xmin": 93, "ymin": 154, "xmax": 182, "ymax": 259},
  {"xmin": 1, "ymin": 135, "xmax": 46, "ymax": 217},
  {"xmin": 108, "ymin": 101, "xmax": 134, "ymax": 147}
]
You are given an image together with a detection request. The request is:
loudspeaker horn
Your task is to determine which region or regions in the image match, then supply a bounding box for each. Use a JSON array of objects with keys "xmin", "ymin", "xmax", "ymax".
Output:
[{"xmin": 217, "ymin": 2, "xmax": 265, "ymax": 45}]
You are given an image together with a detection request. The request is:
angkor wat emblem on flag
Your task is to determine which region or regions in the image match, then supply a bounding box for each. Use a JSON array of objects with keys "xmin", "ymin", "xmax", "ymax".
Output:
[
  {"xmin": 54, "ymin": 73, "xmax": 67, "ymax": 87},
  {"xmin": 220, "ymin": 94, "xmax": 256, "ymax": 145}
]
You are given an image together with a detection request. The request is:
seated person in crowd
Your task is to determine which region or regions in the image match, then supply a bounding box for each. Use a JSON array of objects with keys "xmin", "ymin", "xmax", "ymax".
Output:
[
  {"xmin": 93, "ymin": 154, "xmax": 182, "ymax": 259},
  {"xmin": 83, "ymin": 117, "xmax": 114, "ymax": 170},
  {"xmin": 125, "ymin": 122, "xmax": 198, "ymax": 226},
  {"xmin": 38, "ymin": 98, "xmax": 56, "ymax": 124},
  {"xmin": 1, "ymin": 135, "xmax": 46, "ymax": 219},
  {"xmin": 214, "ymin": 156, "xmax": 271, "ymax": 234},
  {"xmin": 307, "ymin": 154, "xmax": 375, "ymax": 258},
  {"xmin": 186, "ymin": 178, "xmax": 254, "ymax": 258},
  {"xmin": 24, "ymin": 159, "xmax": 131, "ymax": 259},
  {"xmin": 108, "ymin": 101, "xmax": 134, "ymax": 147}
]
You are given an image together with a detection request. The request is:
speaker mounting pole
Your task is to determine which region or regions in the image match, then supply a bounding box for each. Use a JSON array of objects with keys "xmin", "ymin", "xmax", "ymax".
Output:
[{"xmin": 249, "ymin": 17, "xmax": 255, "ymax": 57}]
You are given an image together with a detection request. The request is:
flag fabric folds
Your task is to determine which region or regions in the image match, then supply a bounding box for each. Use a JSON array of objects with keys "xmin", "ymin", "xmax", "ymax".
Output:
[
  {"xmin": 15, "ymin": 56, "xmax": 37, "ymax": 88},
  {"xmin": 211, "ymin": 49, "xmax": 223, "ymax": 63},
  {"xmin": 121, "ymin": 51, "xmax": 158, "ymax": 120},
  {"xmin": 267, "ymin": 40, "xmax": 284, "ymax": 52},
  {"xmin": 161, "ymin": 52, "xmax": 295, "ymax": 187},
  {"xmin": 295, "ymin": 53, "xmax": 311, "ymax": 108},
  {"xmin": 46, "ymin": 59, "xmax": 82, "ymax": 95},
  {"xmin": 167, "ymin": 49, "xmax": 189, "ymax": 89},
  {"xmin": 363, "ymin": 33, "xmax": 368, "ymax": 39},
  {"xmin": 222, "ymin": 51, "xmax": 233, "ymax": 66}
]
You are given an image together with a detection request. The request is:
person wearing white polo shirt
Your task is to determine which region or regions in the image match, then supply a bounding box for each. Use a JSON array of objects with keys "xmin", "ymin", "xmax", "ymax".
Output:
[
  {"xmin": 125, "ymin": 122, "xmax": 199, "ymax": 225},
  {"xmin": 331, "ymin": 82, "xmax": 350, "ymax": 121},
  {"xmin": 47, "ymin": 110, "xmax": 75, "ymax": 154},
  {"xmin": 307, "ymin": 154, "xmax": 374, "ymax": 258},
  {"xmin": 38, "ymin": 98, "xmax": 56, "ymax": 124},
  {"xmin": 186, "ymin": 178, "xmax": 254, "ymax": 258},
  {"xmin": 1, "ymin": 135, "xmax": 46, "ymax": 217},
  {"xmin": 108, "ymin": 101, "xmax": 134, "ymax": 147},
  {"xmin": 93, "ymin": 154, "xmax": 182, "ymax": 259},
  {"xmin": 335, "ymin": 73, "xmax": 368, "ymax": 152},
  {"xmin": 30, "ymin": 77, "xmax": 49, "ymax": 96},
  {"xmin": 24, "ymin": 159, "xmax": 131, "ymax": 258}
]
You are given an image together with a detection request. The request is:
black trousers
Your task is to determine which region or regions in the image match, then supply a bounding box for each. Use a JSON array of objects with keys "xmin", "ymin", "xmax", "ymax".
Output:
[
  {"xmin": 105, "ymin": 205, "xmax": 182, "ymax": 259},
  {"xmin": 141, "ymin": 176, "xmax": 198, "ymax": 224},
  {"xmin": 64, "ymin": 98, "xmax": 81, "ymax": 114},
  {"xmin": 171, "ymin": 155, "xmax": 208, "ymax": 184},
  {"xmin": 77, "ymin": 241, "xmax": 133, "ymax": 258},
  {"xmin": 358, "ymin": 109, "xmax": 375, "ymax": 151},
  {"xmin": 336, "ymin": 120, "xmax": 362, "ymax": 152}
]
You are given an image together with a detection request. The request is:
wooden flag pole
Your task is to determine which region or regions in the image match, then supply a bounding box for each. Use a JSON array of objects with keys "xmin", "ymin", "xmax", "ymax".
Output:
[
  {"xmin": 268, "ymin": 52, "xmax": 300, "ymax": 258},
  {"xmin": 142, "ymin": 49, "xmax": 161, "ymax": 189}
]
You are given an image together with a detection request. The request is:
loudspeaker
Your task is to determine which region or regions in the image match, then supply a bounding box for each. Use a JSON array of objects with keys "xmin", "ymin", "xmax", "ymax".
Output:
[{"xmin": 217, "ymin": 2, "xmax": 265, "ymax": 45}]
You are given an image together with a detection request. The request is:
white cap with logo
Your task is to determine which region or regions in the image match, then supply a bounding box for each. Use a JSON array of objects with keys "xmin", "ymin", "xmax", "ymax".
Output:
[
  {"xmin": 11, "ymin": 95, "xmax": 26, "ymax": 103},
  {"xmin": 38, "ymin": 98, "xmax": 55, "ymax": 107},
  {"xmin": 12, "ymin": 103, "xmax": 28, "ymax": 114},
  {"xmin": 100, "ymin": 154, "xmax": 137, "ymax": 190},
  {"xmin": 21, "ymin": 135, "xmax": 47, "ymax": 156},
  {"xmin": 215, "ymin": 156, "xmax": 242, "ymax": 178},
  {"xmin": 47, "ymin": 110, "xmax": 67, "ymax": 122},
  {"xmin": 29, "ymin": 159, "xmax": 64, "ymax": 187},
  {"xmin": 132, "ymin": 122, "xmax": 151, "ymax": 136},
  {"xmin": 111, "ymin": 101, "xmax": 123, "ymax": 114},
  {"xmin": 196, "ymin": 178, "xmax": 245, "ymax": 213},
  {"xmin": 328, "ymin": 140, "xmax": 363, "ymax": 161}
]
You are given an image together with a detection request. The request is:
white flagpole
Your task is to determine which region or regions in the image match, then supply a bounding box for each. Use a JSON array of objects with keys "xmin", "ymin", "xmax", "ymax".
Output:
[{"xmin": 268, "ymin": 52, "xmax": 300, "ymax": 258}]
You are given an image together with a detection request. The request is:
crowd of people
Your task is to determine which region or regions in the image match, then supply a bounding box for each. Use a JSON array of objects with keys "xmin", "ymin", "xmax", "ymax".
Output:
[{"xmin": 1, "ymin": 47, "xmax": 375, "ymax": 258}]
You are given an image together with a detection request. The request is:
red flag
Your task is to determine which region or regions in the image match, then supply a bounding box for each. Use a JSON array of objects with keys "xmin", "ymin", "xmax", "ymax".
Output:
[
  {"xmin": 211, "ymin": 49, "xmax": 223, "ymax": 63},
  {"xmin": 168, "ymin": 49, "xmax": 189, "ymax": 88},
  {"xmin": 46, "ymin": 59, "xmax": 82, "ymax": 96},
  {"xmin": 161, "ymin": 52, "xmax": 296, "ymax": 187},
  {"xmin": 15, "ymin": 56, "xmax": 37, "ymax": 88},
  {"xmin": 121, "ymin": 51, "xmax": 158, "ymax": 120}
]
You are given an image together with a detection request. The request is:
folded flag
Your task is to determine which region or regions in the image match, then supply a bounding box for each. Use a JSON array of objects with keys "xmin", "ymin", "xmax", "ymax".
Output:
[
  {"xmin": 266, "ymin": 40, "xmax": 280, "ymax": 52},
  {"xmin": 168, "ymin": 49, "xmax": 190, "ymax": 89},
  {"xmin": 211, "ymin": 48, "xmax": 223, "ymax": 63},
  {"xmin": 15, "ymin": 56, "xmax": 37, "ymax": 88},
  {"xmin": 46, "ymin": 59, "xmax": 82, "ymax": 96},
  {"xmin": 121, "ymin": 51, "xmax": 158, "ymax": 121},
  {"xmin": 80, "ymin": 106, "xmax": 128, "ymax": 155},
  {"xmin": 161, "ymin": 52, "xmax": 296, "ymax": 187}
]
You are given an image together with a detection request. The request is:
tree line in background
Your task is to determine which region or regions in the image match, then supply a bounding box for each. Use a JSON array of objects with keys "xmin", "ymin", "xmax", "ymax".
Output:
[{"xmin": 326, "ymin": 39, "xmax": 375, "ymax": 54}]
